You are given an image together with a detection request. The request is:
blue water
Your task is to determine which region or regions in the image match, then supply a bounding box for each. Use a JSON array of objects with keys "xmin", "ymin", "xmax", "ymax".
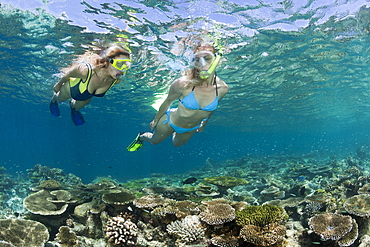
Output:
[{"xmin": 1, "ymin": 0, "xmax": 370, "ymax": 183}]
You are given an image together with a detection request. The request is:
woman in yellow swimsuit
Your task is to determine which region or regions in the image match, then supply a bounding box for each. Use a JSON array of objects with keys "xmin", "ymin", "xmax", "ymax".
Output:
[{"xmin": 49, "ymin": 43, "xmax": 131, "ymax": 126}]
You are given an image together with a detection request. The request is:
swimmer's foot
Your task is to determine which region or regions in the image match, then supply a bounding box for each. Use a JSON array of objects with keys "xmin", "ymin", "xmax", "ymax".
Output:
[
  {"xmin": 127, "ymin": 132, "xmax": 144, "ymax": 151},
  {"xmin": 49, "ymin": 101, "xmax": 60, "ymax": 117},
  {"xmin": 70, "ymin": 106, "xmax": 85, "ymax": 126}
]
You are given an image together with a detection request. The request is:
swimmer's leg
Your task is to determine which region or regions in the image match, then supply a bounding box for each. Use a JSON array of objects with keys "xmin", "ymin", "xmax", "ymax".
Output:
[{"xmin": 69, "ymin": 99, "xmax": 91, "ymax": 126}]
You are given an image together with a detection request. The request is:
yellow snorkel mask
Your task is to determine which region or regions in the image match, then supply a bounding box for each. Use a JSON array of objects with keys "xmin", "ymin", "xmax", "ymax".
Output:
[
  {"xmin": 193, "ymin": 50, "xmax": 222, "ymax": 79},
  {"xmin": 109, "ymin": 57, "xmax": 132, "ymax": 73},
  {"xmin": 199, "ymin": 53, "xmax": 221, "ymax": 79}
]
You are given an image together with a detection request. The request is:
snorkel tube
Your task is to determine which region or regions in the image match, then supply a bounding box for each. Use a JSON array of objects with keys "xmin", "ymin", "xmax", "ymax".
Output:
[{"xmin": 199, "ymin": 53, "xmax": 222, "ymax": 79}]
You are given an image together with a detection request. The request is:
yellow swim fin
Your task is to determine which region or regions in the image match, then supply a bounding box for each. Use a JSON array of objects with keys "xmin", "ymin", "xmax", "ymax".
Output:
[{"xmin": 127, "ymin": 133, "xmax": 144, "ymax": 152}]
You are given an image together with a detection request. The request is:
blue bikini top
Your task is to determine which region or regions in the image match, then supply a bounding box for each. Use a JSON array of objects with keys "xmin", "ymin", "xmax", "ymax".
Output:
[{"xmin": 179, "ymin": 76, "xmax": 218, "ymax": 111}]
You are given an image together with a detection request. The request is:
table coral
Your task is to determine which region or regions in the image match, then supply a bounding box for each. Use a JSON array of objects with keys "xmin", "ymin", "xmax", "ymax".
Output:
[
  {"xmin": 199, "ymin": 203, "xmax": 236, "ymax": 225},
  {"xmin": 308, "ymin": 213, "xmax": 355, "ymax": 242},
  {"xmin": 102, "ymin": 190, "xmax": 136, "ymax": 205},
  {"xmin": 344, "ymin": 194, "xmax": 370, "ymax": 217},
  {"xmin": 235, "ymin": 204, "xmax": 288, "ymax": 227},
  {"xmin": 23, "ymin": 189, "xmax": 68, "ymax": 215},
  {"xmin": 0, "ymin": 219, "xmax": 49, "ymax": 247},
  {"xmin": 337, "ymin": 218, "xmax": 358, "ymax": 247},
  {"xmin": 211, "ymin": 235, "xmax": 242, "ymax": 247},
  {"xmin": 133, "ymin": 195, "xmax": 168, "ymax": 209}
]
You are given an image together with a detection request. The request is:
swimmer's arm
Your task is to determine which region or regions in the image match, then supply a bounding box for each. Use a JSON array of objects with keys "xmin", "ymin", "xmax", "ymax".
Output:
[
  {"xmin": 217, "ymin": 79, "xmax": 229, "ymax": 100},
  {"xmin": 196, "ymin": 112, "xmax": 213, "ymax": 132},
  {"xmin": 53, "ymin": 64, "xmax": 87, "ymax": 93},
  {"xmin": 150, "ymin": 79, "xmax": 183, "ymax": 129}
]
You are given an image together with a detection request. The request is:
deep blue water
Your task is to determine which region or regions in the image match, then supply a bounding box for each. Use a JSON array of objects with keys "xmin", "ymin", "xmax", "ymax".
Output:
[{"xmin": 1, "ymin": 0, "xmax": 370, "ymax": 183}]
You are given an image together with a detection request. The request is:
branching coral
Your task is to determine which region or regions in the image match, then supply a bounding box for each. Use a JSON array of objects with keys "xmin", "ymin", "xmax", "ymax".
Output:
[
  {"xmin": 105, "ymin": 216, "xmax": 138, "ymax": 246},
  {"xmin": 308, "ymin": 213, "xmax": 358, "ymax": 246},
  {"xmin": 166, "ymin": 215, "xmax": 206, "ymax": 244}
]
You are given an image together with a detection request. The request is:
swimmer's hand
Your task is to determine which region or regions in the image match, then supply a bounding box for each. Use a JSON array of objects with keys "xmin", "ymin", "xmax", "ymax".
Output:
[
  {"xmin": 150, "ymin": 119, "xmax": 158, "ymax": 130},
  {"xmin": 53, "ymin": 83, "xmax": 63, "ymax": 93}
]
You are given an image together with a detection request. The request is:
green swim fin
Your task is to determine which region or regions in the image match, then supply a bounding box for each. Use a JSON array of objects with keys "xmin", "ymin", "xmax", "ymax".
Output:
[{"xmin": 127, "ymin": 132, "xmax": 144, "ymax": 151}]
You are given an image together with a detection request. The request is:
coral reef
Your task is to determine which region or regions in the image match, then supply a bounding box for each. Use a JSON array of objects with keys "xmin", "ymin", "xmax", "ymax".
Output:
[{"xmin": 3, "ymin": 146, "xmax": 370, "ymax": 246}]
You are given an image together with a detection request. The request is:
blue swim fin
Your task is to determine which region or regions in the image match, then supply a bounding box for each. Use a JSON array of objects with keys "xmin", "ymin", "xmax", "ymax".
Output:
[
  {"xmin": 49, "ymin": 101, "xmax": 60, "ymax": 117},
  {"xmin": 70, "ymin": 106, "xmax": 85, "ymax": 126}
]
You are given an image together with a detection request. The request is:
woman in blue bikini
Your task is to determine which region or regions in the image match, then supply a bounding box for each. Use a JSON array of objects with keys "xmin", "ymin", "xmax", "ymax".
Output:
[
  {"xmin": 127, "ymin": 43, "xmax": 228, "ymax": 151},
  {"xmin": 49, "ymin": 43, "xmax": 131, "ymax": 126}
]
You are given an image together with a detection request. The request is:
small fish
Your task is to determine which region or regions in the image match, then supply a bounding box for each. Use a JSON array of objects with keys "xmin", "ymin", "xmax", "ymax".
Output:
[
  {"xmin": 312, "ymin": 242, "xmax": 321, "ymax": 245},
  {"xmin": 182, "ymin": 177, "xmax": 197, "ymax": 184},
  {"xmin": 296, "ymin": 175, "xmax": 305, "ymax": 182}
]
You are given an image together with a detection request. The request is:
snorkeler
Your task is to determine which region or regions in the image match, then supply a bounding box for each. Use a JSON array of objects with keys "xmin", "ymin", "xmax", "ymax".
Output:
[
  {"xmin": 127, "ymin": 42, "xmax": 228, "ymax": 151},
  {"xmin": 49, "ymin": 43, "xmax": 131, "ymax": 126}
]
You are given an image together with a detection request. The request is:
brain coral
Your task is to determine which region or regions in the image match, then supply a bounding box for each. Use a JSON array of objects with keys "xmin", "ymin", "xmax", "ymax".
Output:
[
  {"xmin": 239, "ymin": 222, "xmax": 286, "ymax": 247},
  {"xmin": 343, "ymin": 194, "xmax": 370, "ymax": 217},
  {"xmin": 166, "ymin": 215, "xmax": 206, "ymax": 244},
  {"xmin": 0, "ymin": 219, "xmax": 49, "ymax": 247},
  {"xmin": 235, "ymin": 204, "xmax": 287, "ymax": 227},
  {"xmin": 199, "ymin": 203, "xmax": 236, "ymax": 225},
  {"xmin": 308, "ymin": 213, "xmax": 354, "ymax": 241}
]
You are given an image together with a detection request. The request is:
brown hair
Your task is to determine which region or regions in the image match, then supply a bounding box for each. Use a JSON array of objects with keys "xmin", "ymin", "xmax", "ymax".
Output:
[{"xmin": 96, "ymin": 43, "xmax": 131, "ymax": 68}]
